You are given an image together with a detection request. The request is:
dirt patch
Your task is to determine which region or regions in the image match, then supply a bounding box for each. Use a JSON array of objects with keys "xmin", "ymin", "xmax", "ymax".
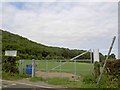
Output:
[{"xmin": 35, "ymin": 71, "xmax": 80, "ymax": 80}]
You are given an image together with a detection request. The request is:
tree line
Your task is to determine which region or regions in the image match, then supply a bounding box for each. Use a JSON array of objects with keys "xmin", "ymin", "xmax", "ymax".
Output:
[{"xmin": 1, "ymin": 29, "xmax": 116, "ymax": 61}]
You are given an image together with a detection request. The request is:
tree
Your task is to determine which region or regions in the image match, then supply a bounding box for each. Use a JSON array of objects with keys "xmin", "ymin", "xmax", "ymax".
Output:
[
  {"xmin": 1, "ymin": 29, "xmax": 107, "ymax": 60},
  {"xmin": 108, "ymin": 53, "xmax": 116, "ymax": 59}
]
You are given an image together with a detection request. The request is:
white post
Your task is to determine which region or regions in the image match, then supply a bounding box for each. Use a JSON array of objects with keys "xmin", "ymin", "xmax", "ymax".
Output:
[
  {"xmin": 32, "ymin": 59, "xmax": 35, "ymax": 77},
  {"xmin": 93, "ymin": 49, "xmax": 100, "ymax": 62},
  {"xmin": 19, "ymin": 60, "xmax": 23, "ymax": 74}
]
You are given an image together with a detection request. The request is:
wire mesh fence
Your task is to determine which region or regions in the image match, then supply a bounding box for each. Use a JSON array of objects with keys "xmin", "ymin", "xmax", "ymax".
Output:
[
  {"xmin": 19, "ymin": 59, "xmax": 94, "ymax": 80},
  {"xmin": 19, "ymin": 60, "xmax": 32, "ymax": 74}
]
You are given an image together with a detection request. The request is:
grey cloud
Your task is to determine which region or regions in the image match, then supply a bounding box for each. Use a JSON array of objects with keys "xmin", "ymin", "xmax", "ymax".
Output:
[{"xmin": 1, "ymin": 2, "xmax": 118, "ymax": 57}]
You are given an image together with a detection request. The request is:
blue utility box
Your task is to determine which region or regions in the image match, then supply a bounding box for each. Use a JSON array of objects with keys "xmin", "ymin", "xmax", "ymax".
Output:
[{"xmin": 26, "ymin": 65, "xmax": 32, "ymax": 74}]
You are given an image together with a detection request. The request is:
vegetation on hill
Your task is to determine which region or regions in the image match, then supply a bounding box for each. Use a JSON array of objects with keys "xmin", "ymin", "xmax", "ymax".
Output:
[
  {"xmin": 1, "ymin": 29, "xmax": 119, "ymax": 88},
  {"xmin": 1, "ymin": 29, "xmax": 115, "ymax": 60}
]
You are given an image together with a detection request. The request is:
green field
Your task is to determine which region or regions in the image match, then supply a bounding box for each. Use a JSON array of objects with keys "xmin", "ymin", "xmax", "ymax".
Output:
[{"xmin": 21, "ymin": 60, "xmax": 94, "ymax": 76}]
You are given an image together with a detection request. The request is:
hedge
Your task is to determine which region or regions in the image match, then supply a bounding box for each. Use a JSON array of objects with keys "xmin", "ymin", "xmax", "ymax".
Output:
[
  {"xmin": 106, "ymin": 59, "xmax": 120, "ymax": 78},
  {"xmin": 2, "ymin": 56, "xmax": 20, "ymax": 75}
]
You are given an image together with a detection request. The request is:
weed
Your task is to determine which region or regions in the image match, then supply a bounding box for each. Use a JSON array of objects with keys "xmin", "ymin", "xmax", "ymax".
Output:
[
  {"xmin": 2, "ymin": 71, "xmax": 30, "ymax": 80},
  {"xmin": 30, "ymin": 77, "xmax": 46, "ymax": 82}
]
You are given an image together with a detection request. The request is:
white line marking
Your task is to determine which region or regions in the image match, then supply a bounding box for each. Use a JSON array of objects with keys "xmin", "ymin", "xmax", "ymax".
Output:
[
  {"xmin": 12, "ymin": 83, "xmax": 16, "ymax": 85},
  {"xmin": 3, "ymin": 85, "xmax": 7, "ymax": 87},
  {"xmin": 2, "ymin": 80, "xmax": 52, "ymax": 88}
]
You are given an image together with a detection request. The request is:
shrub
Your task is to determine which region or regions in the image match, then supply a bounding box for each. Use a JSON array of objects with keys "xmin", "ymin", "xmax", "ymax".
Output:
[
  {"xmin": 2, "ymin": 71, "xmax": 30, "ymax": 80},
  {"xmin": 106, "ymin": 59, "xmax": 120, "ymax": 87},
  {"xmin": 83, "ymin": 75, "xmax": 96, "ymax": 84},
  {"xmin": 82, "ymin": 74, "xmax": 119, "ymax": 88},
  {"xmin": 106, "ymin": 59, "xmax": 120, "ymax": 78},
  {"xmin": 94, "ymin": 61, "xmax": 100, "ymax": 78},
  {"xmin": 2, "ymin": 56, "xmax": 20, "ymax": 75}
]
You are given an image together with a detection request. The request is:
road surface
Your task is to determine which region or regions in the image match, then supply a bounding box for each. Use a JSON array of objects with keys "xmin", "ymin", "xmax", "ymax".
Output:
[{"xmin": 0, "ymin": 79, "xmax": 60, "ymax": 90}]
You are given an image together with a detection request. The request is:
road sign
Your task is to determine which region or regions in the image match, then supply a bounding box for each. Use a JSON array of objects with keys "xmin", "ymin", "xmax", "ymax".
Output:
[{"xmin": 5, "ymin": 50, "xmax": 17, "ymax": 57}]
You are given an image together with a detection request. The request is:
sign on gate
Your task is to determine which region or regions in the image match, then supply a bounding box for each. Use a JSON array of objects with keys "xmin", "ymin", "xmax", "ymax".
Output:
[{"xmin": 5, "ymin": 50, "xmax": 17, "ymax": 57}]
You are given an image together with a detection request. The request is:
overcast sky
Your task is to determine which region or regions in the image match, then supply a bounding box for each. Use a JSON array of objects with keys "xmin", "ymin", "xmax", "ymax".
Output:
[{"xmin": 1, "ymin": 2, "xmax": 118, "ymax": 58}]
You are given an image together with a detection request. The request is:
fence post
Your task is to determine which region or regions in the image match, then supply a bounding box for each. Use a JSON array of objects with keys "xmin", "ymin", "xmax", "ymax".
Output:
[
  {"xmin": 90, "ymin": 49, "xmax": 92, "ymax": 63},
  {"xmin": 90, "ymin": 49, "xmax": 93, "ymax": 74},
  {"xmin": 74, "ymin": 60, "xmax": 77, "ymax": 81},
  {"xmin": 19, "ymin": 60, "xmax": 23, "ymax": 74},
  {"xmin": 46, "ymin": 60, "xmax": 48, "ymax": 78},
  {"xmin": 74, "ymin": 60, "xmax": 76, "ymax": 75},
  {"xmin": 60, "ymin": 60, "xmax": 62, "ymax": 78},
  {"xmin": 32, "ymin": 59, "xmax": 35, "ymax": 77}
]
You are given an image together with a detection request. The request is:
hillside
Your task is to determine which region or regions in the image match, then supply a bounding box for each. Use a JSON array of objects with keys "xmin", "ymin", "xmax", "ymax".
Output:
[{"xmin": 1, "ymin": 29, "xmax": 107, "ymax": 60}]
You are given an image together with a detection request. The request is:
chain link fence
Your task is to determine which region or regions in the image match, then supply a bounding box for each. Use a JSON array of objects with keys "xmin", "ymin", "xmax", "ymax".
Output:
[{"xmin": 19, "ymin": 59, "xmax": 93, "ymax": 80}]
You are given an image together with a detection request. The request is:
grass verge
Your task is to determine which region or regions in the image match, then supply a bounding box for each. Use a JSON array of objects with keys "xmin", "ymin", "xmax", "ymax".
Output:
[
  {"xmin": 30, "ymin": 74, "xmax": 120, "ymax": 88},
  {"xmin": 2, "ymin": 71, "xmax": 31, "ymax": 80},
  {"xmin": 2, "ymin": 71, "xmax": 120, "ymax": 88},
  {"xmin": 30, "ymin": 77, "xmax": 82, "ymax": 88}
]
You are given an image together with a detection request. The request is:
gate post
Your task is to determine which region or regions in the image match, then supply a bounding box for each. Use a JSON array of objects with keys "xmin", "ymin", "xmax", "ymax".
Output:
[
  {"xmin": 74, "ymin": 60, "xmax": 76, "ymax": 75},
  {"xmin": 32, "ymin": 59, "xmax": 35, "ymax": 77},
  {"xmin": 90, "ymin": 49, "xmax": 93, "ymax": 74},
  {"xmin": 60, "ymin": 60, "xmax": 62, "ymax": 78},
  {"xmin": 46, "ymin": 60, "xmax": 48, "ymax": 78},
  {"xmin": 19, "ymin": 60, "xmax": 23, "ymax": 74}
]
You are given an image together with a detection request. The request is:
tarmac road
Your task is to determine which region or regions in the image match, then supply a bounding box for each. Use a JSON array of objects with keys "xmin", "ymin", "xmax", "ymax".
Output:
[
  {"xmin": 0, "ymin": 79, "xmax": 57, "ymax": 90},
  {"xmin": 0, "ymin": 79, "xmax": 76, "ymax": 90}
]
